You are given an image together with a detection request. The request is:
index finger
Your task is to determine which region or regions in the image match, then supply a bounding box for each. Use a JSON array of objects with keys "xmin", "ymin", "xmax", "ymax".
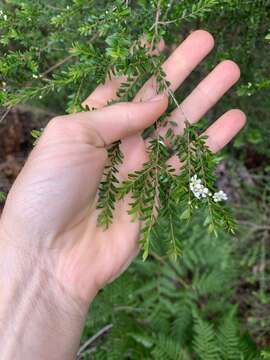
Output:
[
  {"xmin": 82, "ymin": 39, "xmax": 165, "ymax": 109},
  {"xmin": 134, "ymin": 30, "xmax": 214, "ymax": 101},
  {"xmin": 82, "ymin": 30, "xmax": 214, "ymax": 109}
]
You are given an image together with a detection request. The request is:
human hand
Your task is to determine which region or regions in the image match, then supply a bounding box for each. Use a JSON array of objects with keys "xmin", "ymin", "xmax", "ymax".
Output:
[{"xmin": 0, "ymin": 30, "xmax": 246, "ymax": 308}]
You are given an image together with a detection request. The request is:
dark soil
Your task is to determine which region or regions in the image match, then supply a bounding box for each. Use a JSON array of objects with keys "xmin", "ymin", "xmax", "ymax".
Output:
[{"xmin": 0, "ymin": 107, "xmax": 50, "ymax": 211}]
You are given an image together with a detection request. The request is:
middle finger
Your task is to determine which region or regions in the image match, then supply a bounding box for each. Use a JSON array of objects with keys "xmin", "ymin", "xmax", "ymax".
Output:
[{"xmin": 157, "ymin": 59, "xmax": 240, "ymax": 138}]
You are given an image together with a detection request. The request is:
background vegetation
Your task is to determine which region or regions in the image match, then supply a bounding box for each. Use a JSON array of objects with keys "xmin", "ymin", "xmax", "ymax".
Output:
[{"xmin": 0, "ymin": 0, "xmax": 269, "ymax": 358}]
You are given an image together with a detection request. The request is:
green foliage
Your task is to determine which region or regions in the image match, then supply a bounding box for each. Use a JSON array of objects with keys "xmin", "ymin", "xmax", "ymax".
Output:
[
  {"xmin": 193, "ymin": 316, "xmax": 219, "ymax": 360},
  {"xmin": 97, "ymin": 142, "xmax": 123, "ymax": 229},
  {"xmin": 30, "ymin": 128, "xmax": 43, "ymax": 145},
  {"xmin": 118, "ymin": 136, "xmax": 173, "ymax": 260},
  {"xmin": 172, "ymin": 123, "xmax": 236, "ymax": 235},
  {"xmin": 113, "ymin": 120, "xmax": 234, "ymax": 260},
  {"xmin": 78, "ymin": 218, "xmax": 265, "ymax": 358},
  {"xmin": 262, "ymin": 350, "xmax": 270, "ymax": 359},
  {"xmin": 233, "ymin": 171, "xmax": 270, "ymax": 343},
  {"xmin": 0, "ymin": 0, "xmax": 240, "ymax": 259},
  {"xmin": 218, "ymin": 311, "xmax": 241, "ymax": 359}
]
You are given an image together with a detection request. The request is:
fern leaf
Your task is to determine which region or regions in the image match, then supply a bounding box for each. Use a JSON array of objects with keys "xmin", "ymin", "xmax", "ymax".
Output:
[{"xmin": 193, "ymin": 316, "xmax": 219, "ymax": 360}]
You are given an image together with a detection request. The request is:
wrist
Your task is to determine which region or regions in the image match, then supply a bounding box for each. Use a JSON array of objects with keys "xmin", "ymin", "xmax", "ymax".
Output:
[
  {"xmin": 0, "ymin": 228, "xmax": 88, "ymax": 359},
  {"xmin": 0, "ymin": 217, "xmax": 98, "ymax": 303}
]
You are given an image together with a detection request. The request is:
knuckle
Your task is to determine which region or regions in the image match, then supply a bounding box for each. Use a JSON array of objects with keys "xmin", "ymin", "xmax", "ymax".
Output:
[
  {"xmin": 45, "ymin": 115, "xmax": 79, "ymax": 140},
  {"xmin": 44, "ymin": 114, "xmax": 105, "ymax": 147},
  {"xmin": 46, "ymin": 115, "xmax": 67, "ymax": 131},
  {"xmin": 123, "ymin": 104, "xmax": 135, "ymax": 129}
]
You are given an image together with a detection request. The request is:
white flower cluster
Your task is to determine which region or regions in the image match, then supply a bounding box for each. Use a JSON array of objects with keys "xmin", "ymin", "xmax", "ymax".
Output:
[
  {"xmin": 2, "ymin": 81, "xmax": 7, "ymax": 92},
  {"xmin": 189, "ymin": 175, "xmax": 211, "ymax": 199},
  {"xmin": 0, "ymin": 10, "xmax": 8, "ymax": 21},
  {"xmin": 189, "ymin": 175, "xmax": 228, "ymax": 203},
  {"xmin": 213, "ymin": 190, "xmax": 228, "ymax": 202}
]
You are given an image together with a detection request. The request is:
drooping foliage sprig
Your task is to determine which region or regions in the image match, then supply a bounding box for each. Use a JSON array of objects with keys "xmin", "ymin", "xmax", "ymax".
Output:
[
  {"xmin": 0, "ymin": 0, "xmax": 238, "ymax": 260},
  {"xmin": 118, "ymin": 136, "xmax": 173, "ymax": 260},
  {"xmin": 96, "ymin": 44, "xmax": 235, "ymax": 259},
  {"xmin": 171, "ymin": 123, "xmax": 236, "ymax": 235},
  {"xmin": 97, "ymin": 141, "xmax": 124, "ymax": 229}
]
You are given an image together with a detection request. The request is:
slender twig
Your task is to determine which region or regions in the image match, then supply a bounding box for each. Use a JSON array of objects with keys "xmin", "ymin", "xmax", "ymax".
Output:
[
  {"xmin": 114, "ymin": 305, "xmax": 144, "ymax": 312},
  {"xmin": 186, "ymin": 120, "xmax": 192, "ymax": 210},
  {"xmin": 150, "ymin": 0, "xmax": 161, "ymax": 53},
  {"xmin": 150, "ymin": 250, "xmax": 166, "ymax": 265},
  {"xmin": 2, "ymin": 33, "xmax": 99, "ymax": 123},
  {"xmin": 150, "ymin": 251, "xmax": 189, "ymax": 289},
  {"xmin": 0, "ymin": 107, "xmax": 12, "ymax": 124},
  {"xmin": 156, "ymin": 5, "xmax": 213, "ymax": 27},
  {"xmin": 162, "ymin": 0, "xmax": 175, "ymax": 19},
  {"xmin": 197, "ymin": 141, "xmax": 216, "ymax": 232},
  {"xmin": 143, "ymin": 137, "xmax": 161, "ymax": 258},
  {"xmin": 40, "ymin": 54, "xmax": 74, "ymax": 77},
  {"xmin": 41, "ymin": 33, "xmax": 98, "ymax": 77},
  {"xmin": 77, "ymin": 324, "xmax": 113, "ymax": 358}
]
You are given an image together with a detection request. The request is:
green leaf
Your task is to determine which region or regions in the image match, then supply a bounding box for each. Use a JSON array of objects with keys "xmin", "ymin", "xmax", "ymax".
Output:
[
  {"xmin": 0, "ymin": 191, "xmax": 6, "ymax": 202},
  {"xmin": 180, "ymin": 208, "xmax": 191, "ymax": 220},
  {"xmin": 128, "ymin": 333, "xmax": 154, "ymax": 348}
]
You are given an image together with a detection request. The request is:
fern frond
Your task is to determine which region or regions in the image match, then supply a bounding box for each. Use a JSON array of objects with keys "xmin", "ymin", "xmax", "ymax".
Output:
[
  {"xmin": 193, "ymin": 316, "xmax": 219, "ymax": 360},
  {"xmin": 152, "ymin": 334, "xmax": 184, "ymax": 360},
  {"xmin": 218, "ymin": 312, "xmax": 242, "ymax": 360}
]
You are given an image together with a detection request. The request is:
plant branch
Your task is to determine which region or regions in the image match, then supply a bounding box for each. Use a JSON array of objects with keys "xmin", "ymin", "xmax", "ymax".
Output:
[{"xmin": 76, "ymin": 324, "xmax": 113, "ymax": 358}]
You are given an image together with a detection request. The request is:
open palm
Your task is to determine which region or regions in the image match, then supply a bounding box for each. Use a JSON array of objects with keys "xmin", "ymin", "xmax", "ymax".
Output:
[{"xmin": 0, "ymin": 30, "xmax": 246, "ymax": 305}]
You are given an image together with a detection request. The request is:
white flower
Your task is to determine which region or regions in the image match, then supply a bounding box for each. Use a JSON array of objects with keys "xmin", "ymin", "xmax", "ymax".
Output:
[
  {"xmin": 190, "ymin": 174, "xmax": 228, "ymax": 203},
  {"xmin": 213, "ymin": 190, "xmax": 228, "ymax": 202},
  {"xmin": 32, "ymin": 74, "xmax": 38, "ymax": 79},
  {"xmin": 2, "ymin": 81, "xmax": 7, "ymax": 91},
  {"xmin": 0, "ymin": 10, "xmax": 8, "ymax": 20},
  {"xmin": 190, "ymin": 175, "xmax": 210, "ymax": 200}
]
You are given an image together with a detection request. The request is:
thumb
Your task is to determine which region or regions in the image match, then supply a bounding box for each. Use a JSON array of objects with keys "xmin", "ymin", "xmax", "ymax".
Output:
[{"xmin": 72, "ymin": 94, "xmax": 168, "ymax": 146}]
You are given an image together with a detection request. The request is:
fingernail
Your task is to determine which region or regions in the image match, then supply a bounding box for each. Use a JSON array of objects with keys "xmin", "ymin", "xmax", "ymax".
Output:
[{"xmin": 149, "ymin": 94, "xmax": 166, "ymax": 102}]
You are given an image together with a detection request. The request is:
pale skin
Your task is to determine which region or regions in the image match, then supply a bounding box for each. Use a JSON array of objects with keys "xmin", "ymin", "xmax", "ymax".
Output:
[{"xmin": 0, "ymin": 30, "xmax": 246, "ymax": 359}]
